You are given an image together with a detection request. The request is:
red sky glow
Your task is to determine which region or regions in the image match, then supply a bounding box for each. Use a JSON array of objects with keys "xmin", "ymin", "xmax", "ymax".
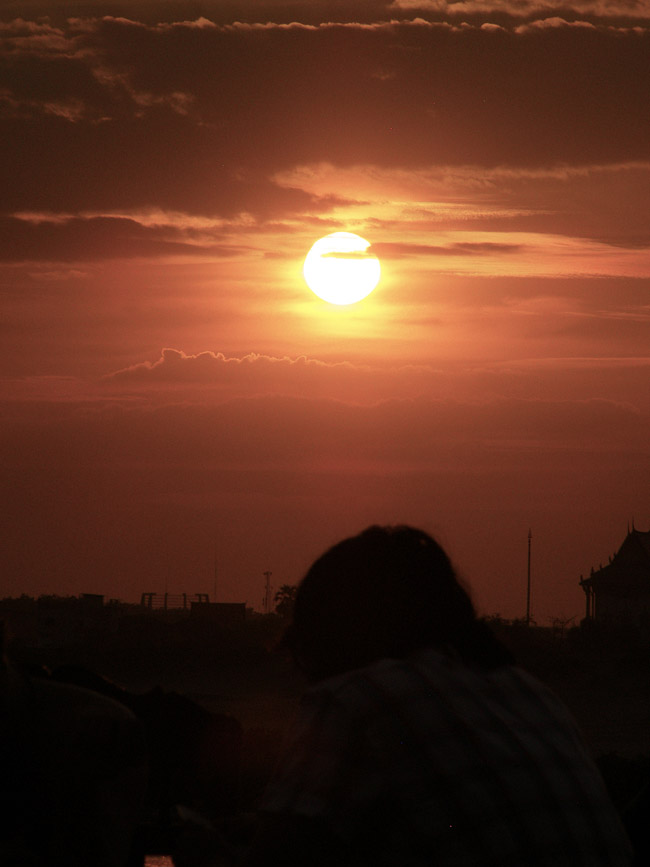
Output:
[{"xmin": 1, "ymin": 1, "xmax": 649, "ymax": 621}]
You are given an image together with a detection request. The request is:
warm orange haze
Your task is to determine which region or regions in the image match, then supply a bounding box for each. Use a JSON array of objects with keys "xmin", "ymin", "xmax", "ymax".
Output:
[{"xmin": 1, "ymin": 1, "xmax": 649, "ymax": 623}]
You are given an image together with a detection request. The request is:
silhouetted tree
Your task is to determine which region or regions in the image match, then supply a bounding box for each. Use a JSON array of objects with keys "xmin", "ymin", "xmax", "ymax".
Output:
[{"xmin": 274, "ymin": 585, "xmax": 297, "ymax": 619}]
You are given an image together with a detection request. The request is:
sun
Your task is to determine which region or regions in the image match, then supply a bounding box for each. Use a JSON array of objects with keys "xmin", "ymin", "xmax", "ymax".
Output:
[{"xmin": 303, "ymin": 232, "xmax": 381, "ymax": 305}]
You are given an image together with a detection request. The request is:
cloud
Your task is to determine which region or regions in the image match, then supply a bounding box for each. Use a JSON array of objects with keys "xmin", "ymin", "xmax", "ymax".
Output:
[
  {"xmin": 6, "ymin": 348, "xmax": 650, "ymax": 413},
  {"xmin": 274, "ymin": 161, "xmax": 650, "ymax": 251},
  {"xmin": 2, "ymin": 14, "xmax": 649, "ymax": 229},
  {"xmin": 0, "ymin": 215, "xmax": 245, "ymax": 262},
  {"xmin": 0, "ymin": 18, "xmax": 73, "ymax": 53},
  {"xmin": 374, "ymin": 240, "xmax": 523, "ymax": 257},
  {"xmin": 388, "ymin": 1, "xmax": 650, "ymax": 21},
  {"xmin": 105, "ymin": 348, "xmax": 444, "ymax": 404},
  {"xmin": 99, "ymin": 348, "xmax": 650, "ymax": 415},
  {"xmin": 0, "ymin": 178, "xmax": 330, "ymax": 261}
]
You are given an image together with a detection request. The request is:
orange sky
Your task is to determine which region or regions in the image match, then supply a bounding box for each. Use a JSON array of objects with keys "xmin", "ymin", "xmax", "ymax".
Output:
[{"xmin": 1, "ymin": 2, "xmax": 649, "ymax": 621}]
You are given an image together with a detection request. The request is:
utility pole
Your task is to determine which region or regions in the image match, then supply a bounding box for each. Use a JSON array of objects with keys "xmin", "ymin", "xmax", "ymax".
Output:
[
  {"xmin": 526, "ymin": 528, "xmax": 532, "ymax": 626},
  {"xmin": 263, "ymin": 571, "xmax": 273, "ymax": 614},
  {"xmin": 213, "ymin": 537, "xmax": 218, "ymax": 603}
]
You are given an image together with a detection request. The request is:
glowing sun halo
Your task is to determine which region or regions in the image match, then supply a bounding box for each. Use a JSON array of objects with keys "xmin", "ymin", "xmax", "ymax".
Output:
[{"xmin": 303, "ymin": 232, "xmax": 381, "ymax": 305}]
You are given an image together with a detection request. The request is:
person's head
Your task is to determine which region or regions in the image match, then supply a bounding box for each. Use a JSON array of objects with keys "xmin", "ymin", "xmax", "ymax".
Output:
[{"xmin": 286, "ymin": 525, "xmax": 512, "ymax": 681}]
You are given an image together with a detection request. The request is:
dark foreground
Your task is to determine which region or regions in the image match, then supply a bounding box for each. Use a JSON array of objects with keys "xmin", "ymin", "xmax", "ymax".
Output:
[{"xmin": 6, "ymin": 614, "xmax": 650, "ymax": 861}]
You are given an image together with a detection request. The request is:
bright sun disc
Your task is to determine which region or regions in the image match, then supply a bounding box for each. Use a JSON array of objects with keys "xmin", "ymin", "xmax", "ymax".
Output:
[{"xmin": 303, "ymin": 232, "xmax": 380, "ymax": 305}]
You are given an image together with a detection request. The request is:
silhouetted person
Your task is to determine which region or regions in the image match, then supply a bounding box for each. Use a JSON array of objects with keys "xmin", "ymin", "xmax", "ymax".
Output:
[
  {"xmin": 50, "ymin": 665, "xmax": 242, "ymax": 830},
  {"xmin": 621, "ymin": 778, "xmax": 650, "ymax": 866},
  {"xmin": 0, "ymin": 629, "xmax": 147, "ymax": 867},
  {"xmin": 241, "ymin": 526, "xmax": 633, "ymax": 866}
]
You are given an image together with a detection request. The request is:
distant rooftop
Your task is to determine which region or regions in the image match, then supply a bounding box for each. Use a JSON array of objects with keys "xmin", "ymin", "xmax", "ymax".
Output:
[{"xmin": 140, "ymin": 593, "xmax": 209, "ymax": 610}]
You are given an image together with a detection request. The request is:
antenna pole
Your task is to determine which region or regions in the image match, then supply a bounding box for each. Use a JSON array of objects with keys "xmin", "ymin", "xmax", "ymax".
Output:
[
  {"xmin": 263, "ymin": 571, "xmax": 273, "ymax": 614},
  {"xmin": 526, "ymin": 528, "xmax": 532, "ymax": 626},
  {"xmin": 213, "ymin": 537, "xmax": 218, "ymax": 603}
]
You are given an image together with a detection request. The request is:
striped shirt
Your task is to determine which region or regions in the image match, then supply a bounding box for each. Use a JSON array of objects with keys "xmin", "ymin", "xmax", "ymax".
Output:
[{"xmin": 261, "ymin": 649, "xmax": 633, "ymax": 865}]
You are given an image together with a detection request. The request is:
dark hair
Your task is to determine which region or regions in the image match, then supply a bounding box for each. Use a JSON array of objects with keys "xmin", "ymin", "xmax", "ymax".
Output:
[{"xmin": 286, "ymin": 525, "xmax": 513, "ymax": 681}]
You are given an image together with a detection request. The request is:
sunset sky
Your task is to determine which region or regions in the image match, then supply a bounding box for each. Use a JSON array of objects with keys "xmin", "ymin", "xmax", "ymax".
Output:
[{"xmin": 1, "ymin": 1, "xmax": 649, "ymax": 621}]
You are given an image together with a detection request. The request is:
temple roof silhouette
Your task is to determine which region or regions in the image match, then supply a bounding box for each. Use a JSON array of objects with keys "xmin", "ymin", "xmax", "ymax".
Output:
[
  {"xmin": 580, "ymin": 527, "xmax": 650, "ymax": 619},
  {"xmin": 635, "ymin": 529, "xmax": 650, "ymax": 559},
  {"xmin": 584, "ymin": 528, "xmax": 650, "ymax": 579}
]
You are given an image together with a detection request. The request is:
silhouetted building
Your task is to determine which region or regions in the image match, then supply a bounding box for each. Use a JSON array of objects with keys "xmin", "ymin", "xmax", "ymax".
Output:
[
  {"xmin": 140, "ymin": 593, "xmax": 209, "ymax": 611},
  {"xmin": 190, "ymin": 601, "xmax": 246, "ymax": 626},
  {"xmin": 80, "ymin": 593, "xmax": 104, "ymax": 608},
  {"xmin": 580, "ymin": 527, "xmax": 650, "ymax": 627}
]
